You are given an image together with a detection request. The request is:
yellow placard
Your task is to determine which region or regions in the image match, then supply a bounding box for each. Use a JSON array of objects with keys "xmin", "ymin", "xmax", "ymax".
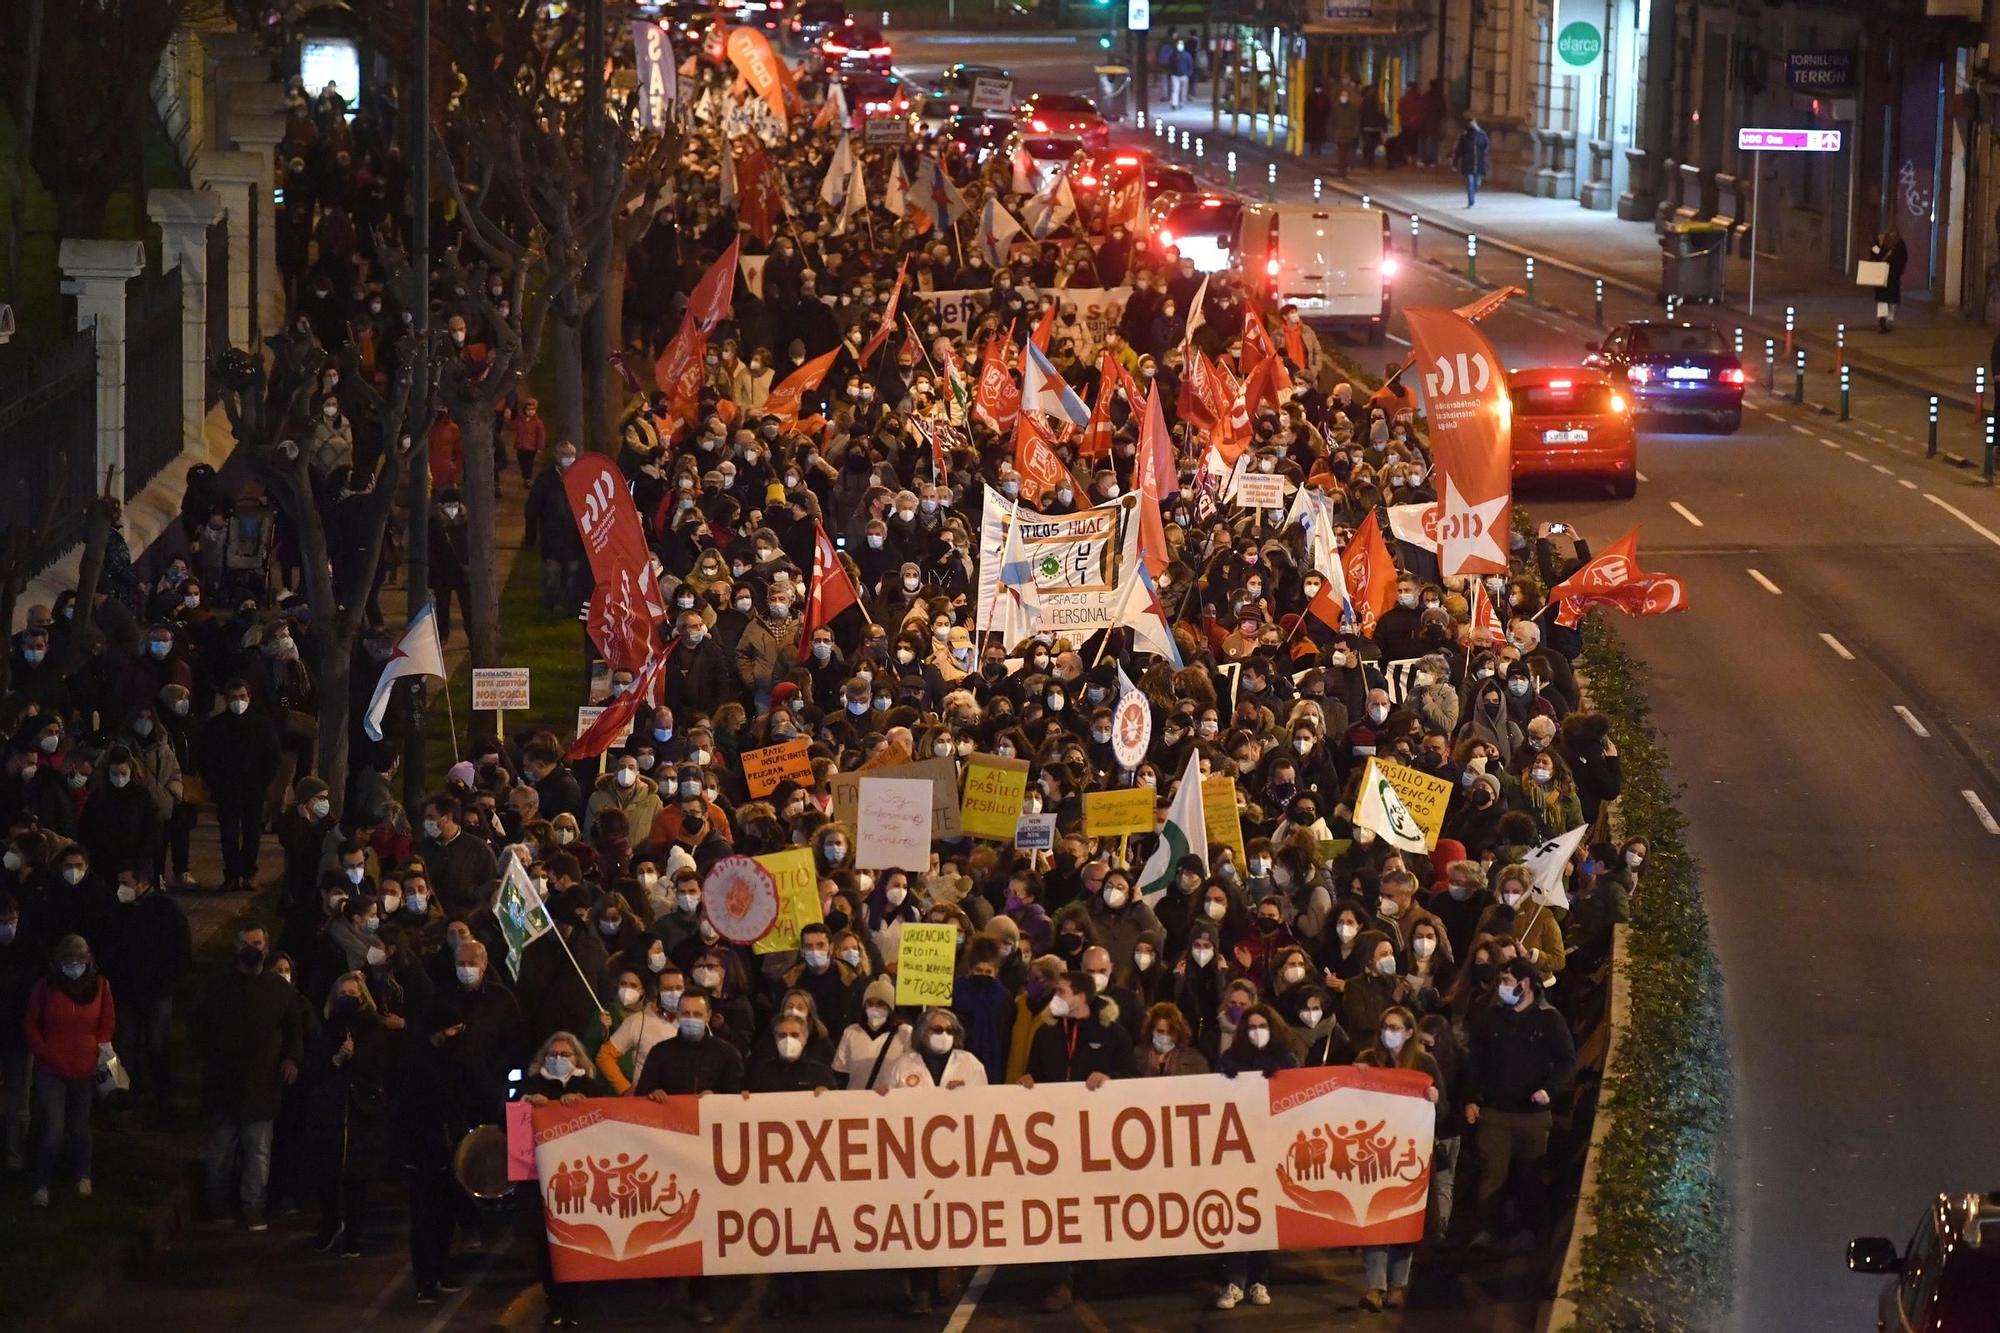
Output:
[
  {"xmin": 1375, "ymin": 760, "xmax": 1455, "ymax": 849},
  {"xmin": 751, "ymin": 848, "xmax": 823, "ymax": 956},
  {"xmin": 960, "ymin": 754, "xmax": 1031, "ymax": 840},
  {"xmin": 1083, "ymin": 787, "xmax": 1156, "ymax": 837},
  {"xmin": 741, "ymin": 738, "xmax": 814, "ymax": 798},
  {"xmin": 1201, "ymin": 775, "xmax": 1247, "ymax": 869},
  {"xmin": 894, "ymin": 923, "xmax": 960, "ymax": 1007}
]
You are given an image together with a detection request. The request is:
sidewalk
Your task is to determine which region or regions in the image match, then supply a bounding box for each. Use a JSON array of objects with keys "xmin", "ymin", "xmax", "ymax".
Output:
[{"xmin": 1141, "ymin": 104, "xmax": 1998, "ymax": 411}]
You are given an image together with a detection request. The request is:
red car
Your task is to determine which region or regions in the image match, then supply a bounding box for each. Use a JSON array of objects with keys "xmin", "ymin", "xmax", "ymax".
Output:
[
  {"xmin": 1017, "ymin": 92, "xmax": 1109, "ymax": 149},
  {"xmin": 1067, "ymin": 148, "xmax": 1196, "ymax": 224},
  {"xmin": 1508, "ymin": 367, "xmax": 1638, "ymax": 498}
]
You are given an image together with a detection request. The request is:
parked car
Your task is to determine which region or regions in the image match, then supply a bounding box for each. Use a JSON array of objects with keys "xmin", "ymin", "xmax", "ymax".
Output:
[
  {"xmin": 1506, "ymin": 367, "xmax": 1638, "ymax": 497},
  {"xmin": 787, "ymin": 0, "xmax": 850, "ymax": 47},
  {"xmin": 1066, "ymin": 148, "xmax": 1195, "ymax": 228},
  {"xmin": 823, "ymin": 22, "xmax": 892, "ymax": 73},
  {"xmin": 1582, "ymin": 320, "xmax": 1746, "ymax": 432},
  {"xmin": 1849, "ymin": 1192, "xmax": 2000, "ymax": 1331},
  {"xmin": 1004, "ymin": 130, "xmax": 1084, "ymax": 195}
]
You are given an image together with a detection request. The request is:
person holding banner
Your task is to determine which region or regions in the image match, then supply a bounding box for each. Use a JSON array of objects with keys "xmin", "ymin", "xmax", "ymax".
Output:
[
  {"xmin": 517, "ymin": 1031, "xmax": 603, "ymax": 1329},
  {"xmin": 1213, "ymin": 1001, "xmax": 1300, "ymax": 1309},
  {"xmin": 1354, "ymin": 1005, "xmax": 1446, "ymax": 1309}
]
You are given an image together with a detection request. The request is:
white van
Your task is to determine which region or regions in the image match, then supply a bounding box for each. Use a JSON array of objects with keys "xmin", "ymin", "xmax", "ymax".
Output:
[{"xmin": 1232, "ymin": 203, "xmax": 1395, "ymax": 343}]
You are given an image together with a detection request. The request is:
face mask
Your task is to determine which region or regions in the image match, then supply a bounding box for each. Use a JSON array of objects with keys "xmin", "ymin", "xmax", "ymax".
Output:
[
  {"xmin": 109, "ymin": 773, "xmax": 131, "ymax": 790},
  {"xmin": 1046, "ymin": 995, "xmax": 1072, "ymax": 1020},
  {"xmin": 1336, "ymin": 922, "xmax": 1359, "ymax": 943},
  {"xmin": 1626, "ymin": 850, "xmax": 1646, "ymax": 869},
  {"xmin": 1367, "ymin": 705, "xmax": 1389, "ymax": 725},
  {"xmin": 1191, "ymin": 945, "xmax": 1215, "ymax": 967},
  {"xmin": 1246, "ymin": 1027, "xmax": 1271, "ymax": 1049},
  {"xmin": 678, "ymin": 1016, "xmax": 708, "ymax": 1040},
  {"xmin": 1373, "ymin": 954, "xmax": 1399, "ymax": 978},
  {"xmin": 1502, "ymin": 891, "xmax": 1525, "ymax": 909},
  {"xmin": 1510, "ymin": 680, "xmax": 1532, "ymax": 697},
  {"xmin": 823, "ymin": 842, "xmax": 847, "ymax": 862},
  {"xmin": 918, "ymin": 1029, "xmax": 955, "ymax": 1056},
  {"xmin": 803, "ymin": 948, "xmax": 830, "ymax": 971},
  {"xmin": 770, "ymin": 1033, "xmax": 805, "ymax": 1062},
  {"xmin": 457, "ymin": 965, "xmax": 483, "ymax": 986},
  {"xmin": 1281, "ymin": 965, "xmax": 1306, "ymax": 986},
  {"xmin": 61, "ymin": 961, "xmax": 87, "ymax": 981},
  {"xmin": 865, "ymin": 1005, "xmax": 890, "ymax": 1029},
  {"xmin": 1498, "ymin": 983, "xmax": 1522, "ymax": 1006}
]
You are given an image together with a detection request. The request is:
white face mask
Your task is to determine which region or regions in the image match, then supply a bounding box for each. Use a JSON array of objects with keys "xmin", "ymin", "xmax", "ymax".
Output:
[
  {"xmin": 1246, "ymin": 1027, "xmax": 1271, "ymax": 1049},
  {"xmin": 1375, "ymin": 955, "xmax": 1398, "ymax": 977},
  {"xmin": 1381, "ymin": 1028, "xmax": 1408, "ymax": 1052},
  {"xmin": 1413, "ymin": 937, "xmax": 1437, "ymax": 959},
  {"xmin": 1282, "ymin": 965, "xmax": 1306, "ymax": 985},
  {"xmin": 927, "ymin": 1031, "xmax": 954, "ymax": 1054},
  {"xmin": 1046, "ymin": 995, "xmax": 1071, "ymax": 1019},
  {"xmin": 457, "ymin": 965, "xmax": 483, "ymax": 986},
  {"xmin": 1336, "ymin": 922, "xmax": 1359, "ymax": 942},
  {"xmin": 1190, "ymin": 946, "xmax": 1214, "ymax": 966},
  {"xmin": 1132, "ymin": 951, "xmax": 1154, "ymax": 972},
  {"xmin": 1205, "ymin": 900, "xmax": 1227, "ymax": 921},
  {"xmin": 618, "ymin": 986, "xmax": 642, "ymax": 1009},
  {"xmin": 776, "ymin": 1035, "xmax": 804, "ymax": 1061}
]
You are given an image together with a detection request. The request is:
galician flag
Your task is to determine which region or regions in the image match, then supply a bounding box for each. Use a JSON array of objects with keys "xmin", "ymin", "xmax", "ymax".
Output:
[
  {"xmin": 362, "ymin": 599, "xmax": 445, "ymax": 741},
  {"xmin": 1138, "ymin": 750, "xmax": 1209, "ymax": 907},
  {"xmin": 495, "ymin": 854, "xmax": 555, "ymax": 979},
  {"xmin": 1522, "ymin": 824, "xmax": 1590, "ymax": 910},
  {"xmin": 1021, "ymin": 341, "xmax": 1090, "ymax": 428},
  {"xmin": 1354, "ymin": 757, "xmax": 1428, "ymax": 853}
]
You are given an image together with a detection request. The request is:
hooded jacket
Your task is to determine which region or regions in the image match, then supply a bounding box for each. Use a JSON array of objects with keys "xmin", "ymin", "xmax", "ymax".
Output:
[
  {"xmin": 586, "ymin": 772, "xmax": 664, "ymax": 846},
  {"xmin": 1025, "ymin": 993, "xmax": 1135, "ymax": 1084}
]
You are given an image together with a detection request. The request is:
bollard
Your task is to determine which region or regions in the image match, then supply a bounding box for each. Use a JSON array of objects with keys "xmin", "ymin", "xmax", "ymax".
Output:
[
  {"xmin": 1978, "ymin": 366, "xmax": 1987, "ymax": 416},
  {"xmin": 1411, "ymin": 213, "xmax": 1421, "ymax": 258},
  {"xmin": 1665, "ymin": 293, "xmax": 1678, "ymax": 321},
  {"xmin": 1839, "ymin": 363, "xmax": 1851, "ymax": 421},
  {"xmin": 1137, "ymin": 110, "xmax": 1148, "ymax": 132},
  {"xmin": 1794, "ymin": 348, "xmax": 1806, "ymax": 405},
  {"xmin": 1227, "ymin": 149, "xmax": 1237, "ymax": 188},
  {"xmin": 1929, "ymin": 395, "xmax": 1940, "ymax": 457},
  {"xmin": 1765, "ymin": 338, "xmax": 1777, "ymax": 392},
  {"xmin": 1784, "ymin": 305, "xmax": 1796, "ymax": 355},
  {"xmin": 1835, "ymin": 322, "xmax": 1845, "ymax": 374},
  {"xmin": 1268, "ymin": 161, "xmax": 1277, "ymax": 201},
  {"xmin": 1525, "ymin": 256, "xmax": 1536, "ymax": 304},
  {"xmin": 1313, "ymin": 176, "xmax": 1324, "ymax": 202},
  {"xmin": 1734, "ymin": 327, "xmax": 1744, "ymax": 357},
  {"xmin": 1987, "ymin": 414, "xmax": 1996, "ymax": 482},
  {"xmin": 1594, "ymin": 278, "xmax": 1604, "ymax": 325},
  {"xmin": 1467, "ymin": 234, "xmax": 1478, "ymax": 282},
  {"xmin": 1194, "ymin": 135, "xmax": 1204, "ymax": 163},
  {"xmin": 1361, "ymin": 193, "xmax": 1371, "ymax": 210}
]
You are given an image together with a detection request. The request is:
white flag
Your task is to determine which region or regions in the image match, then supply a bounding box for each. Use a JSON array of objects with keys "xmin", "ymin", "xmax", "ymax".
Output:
[
  {"xmin": 1182, "ymin": 273, "xmax": 1210, "ymax": 343},
  {"xmin": 819, "ymin": 136, "xmax": 854, "ymax": 208},
  {"xmin": 986, "ymin": 511, "xmax": 1043, "ymax": 649},
  {"xmin": 1388, "ymin": 501, "xmax": 1440, "ymax": 553},
  {"xmin": 738, "ymin": 252, "xmax": 768, "ymax": 300},
  {"xmin": 362, "ymin": 600, "xmax": 445, "ymax": 742},
  {"xmin": 1021, "ymin": 175, "xmax": 1076, "ymax": 240},
  {"xmin": 884, "ymin": 155, "xmax": 910, "ymax": 220},
  {"xmin": 1138, "ymin": 750, "xmax": 1209, "ymax": 906},
  {"xmin": 837, "ymin": 153, "xmax": 868, "ymax": 234},
  {"xmin": 980, "ymin": 197, "xmax": 1025, "ymax": 268},
  {"xmin": 1523, "ymin": 825, "xmax": 1590, "ymax": 910},
  {"xmin": 1353, "ymin": 757, "xmax": 1428, "ymax": 853}
]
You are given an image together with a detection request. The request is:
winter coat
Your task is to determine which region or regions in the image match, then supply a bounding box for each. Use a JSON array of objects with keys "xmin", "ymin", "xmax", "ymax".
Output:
[
  {"xmin": 1452, "ymin": 125, "xmax": 1492, "ymax": 178},
  {"xmin": 586, "ymin": 772, "xmax": 665, "ymax": 846},
  {"xmin": 195, "ymin": 967, "xmax": 306, "ymax": 1120},
  {"xmin": 25, "ymin": 972, "xmax": 115, "ymax": 1081}
]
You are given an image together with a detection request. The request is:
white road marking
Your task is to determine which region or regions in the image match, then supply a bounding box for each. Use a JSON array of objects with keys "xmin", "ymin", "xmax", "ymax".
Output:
[
  {"xmin": 1384, "ymin": 333, "xmax": 1411, "ymax": 346},
  {"xmin": 1924, "ymin": 492, "xmax": 2000, "ymax": 548},
  {"xmin": 1893, "ymin": 706, "xmax": 1931, "ymax": 738},
  {"xmin": 1898, "ymin": 478, "xmax": 1919, "ymax": 490},
  {"xmin": 1872, "ymin": 463, "xmax": 1895, "ymax": 475},
  {"xmin": 1844, "ymin": 450, "xmax": 1867, "ymax": 462},
  {"xmin": 1634, "ymin": 471, "xmax": 1649, "ymax": 482},
  {"xmin": 1964, "ymin": 789, "xmax": 2000, "ymax": 835},
  {"xmin": 942, "ymin": 1265, "xmax": 997, "ymax": 1333},
  {"xmin": 1791, "ymin": 424, "xmax": 1816, "ymax": 436},
  {"xmin": 1669, "ymin": 500, "xmax": 1704, "ymax": 527},
  {"xmin": 1746, "ymin": 568, "xmax": 1782, "ymax": 595},
  {"xmin": 1822, "ymin": 439, "xmax": 1842, "ymax": 450},
  {"xmin": 1819, "ymin": 633, "xmax": 1856, "ymax": 660}
]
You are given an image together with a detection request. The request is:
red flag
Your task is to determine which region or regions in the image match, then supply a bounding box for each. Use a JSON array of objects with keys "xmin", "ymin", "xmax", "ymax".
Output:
[
  {"xmin": 688, "ymin": 238, "xmax": 740, "ymax": 334},
  {"xmin": 1469, "ymin": 580, "xmax": 1508, "ymax": 650},
  {"xmin": 1283, "ymin": 319, "xmax": 1307, "ymax": 370},
  {"xmin": 1134, "ymin": 383, "xmax": 1174, "ymax": 568},
  {"xmin": 1077, "ymin": 352, "xmax": 1123, "ymax": 460},
  {"xmin": 973, "ymin": 339, "xmax": 1021, "ymax": 432},
  {"xmin": 1012, "ymin": 411, "xmax": 1069, "ymax": 505},
  {"xmin": 566, "ymin": 648, "xmax": 668, "ymax": 760},
  {"xmin": 1404, "ymin": 307, "xmax": 1513, "ymax": 576},
  {"xmin": 1030, "ymin": 301, "xmax": 1057, "ymax": 354},
  {"xmin": 654, "ymin": 318, "xmax": 708, "ymax": 427},
  {"xmin": 762, "ymin": 348, "xmax": 842, "ymax": 423},
  {"xmin": 1548, "ymin": 527, "xmax": 1688, "ymax": 627},
  {"xmin": 564, "ymin": 454, "xmax": 659, "ymax": 600},
  {"xmin": 1241, "ymin": 316, "xmax": 1292, "ymax": 397},
  {"xmin": 733, "ymin": 139, "xmax": 784, "ymax": 245},
  {"xmin": 1340, "ymin": 511, "xmax": 1399, "ymax": 638},
  {"xmin": 587, "ymin": 573, "xmax": 665, "ymax": 671},
  {"xmin": 859, "ymin": 257, "xmax": 909, "ymax": 365},
  {"xmin": 1305, "ymin": 578, "xmax": 1344, "ymax": 631},
  {"xmin": 1177, "ymin": 348, "xmax": 1231, "ymax": 431},
  {"xmin": 800, "ymin": 520, "xmax": 860, "ymax": 643},
  {"xmin": 1103, "ymin": 174, "xmax": 1145, "ymax": 235}
]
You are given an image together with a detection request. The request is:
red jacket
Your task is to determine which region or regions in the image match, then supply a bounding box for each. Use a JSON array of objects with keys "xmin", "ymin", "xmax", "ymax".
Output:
[{"xmin": 25, "ymin": 975, "xmax": 116, "ymax": 1081}]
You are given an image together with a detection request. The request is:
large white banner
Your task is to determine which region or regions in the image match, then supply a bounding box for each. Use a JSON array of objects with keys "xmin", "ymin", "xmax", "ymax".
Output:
[
  {"xmin": 977, "ymin": 493, "xmax": 1143, "ymax": 640},
  {"xmin": 921, "ymin": 286, "xmax": 1131, "ymax": 343},
  {"xmin": 529, "ymin": 1067, "xmax": 1435, "ymax": 1280}
]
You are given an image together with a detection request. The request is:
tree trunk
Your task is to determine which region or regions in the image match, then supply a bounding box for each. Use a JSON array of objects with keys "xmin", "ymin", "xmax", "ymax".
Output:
[
  {"xmin": 583, "ymin": 296, "xmax": 611, "ymax": 454},
  {"xmin": 552, "ymin": 317, "xmax": 587, "ymax": 451},
  {"xmin": 458, "ymin": 405, "xmax": 503, "ymax": 668},
  {"xmin": 314, "ymin": 642, "xmax": 353, "ymax": 810}
]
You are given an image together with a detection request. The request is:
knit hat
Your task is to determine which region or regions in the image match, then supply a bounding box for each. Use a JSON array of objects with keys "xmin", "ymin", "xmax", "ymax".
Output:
[
  {"xmin": 983, "ymin": 914, "xmax": 1021, "ymax": 946},
  {"xmin": 294, "ymin": 777, "xmax": 329, "ymax": 805},
  {"xmin": 770, "ymin": 681, "xmax": 800, "ymax": 709},
  {"xmin": 863, "ymin": 977, "xmax": 896, "ymax": 1010}
]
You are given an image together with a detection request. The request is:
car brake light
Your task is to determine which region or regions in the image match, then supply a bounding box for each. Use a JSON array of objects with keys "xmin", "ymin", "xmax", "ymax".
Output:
[
  {"xmin": 1627, "ymin": 366, "xmax": 1653, "ymax": 384},
  {"xmin": 1609, "ymin": 392, "xmax": 1628, "ymax": 413},
  {"xmin": 1721, "ymin": 367, "xmax": 1746, "ymax": 385},
  {"xmin": 1114, "ymin": 154, "xmax": 1139, "ymax": 166},
  {"xmin": 868, "ymin": 45, "xmax": 891, "ymax": 55},
  {"xmin": 1381, "ymin": 256, "xmax": 1399, "ymax": 278},
  {"xmin": 1032, "ymin": 119, "xmax": 1048, "ymax": 132},
  {"xmin": 1079, "ymin": 174, "xmax": 1098, "ymax": 187},
  {"xmin": 1201, "ymin": 197, "xmax": 1223, "ymax": 207},
  {"xmin": 1266, "ymin": 256, "xmax": 1280, "ymax": 276},
  {"xmin": 1549, "ymin": 378, "xmax": 1572, "ymax": 390},
  {"xmin": 1158, "ymin": 229, "xmax": 1173, "ymax": 248}
]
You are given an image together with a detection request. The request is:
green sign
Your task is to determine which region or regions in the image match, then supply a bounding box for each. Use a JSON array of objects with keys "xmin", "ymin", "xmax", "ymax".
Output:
[{"xmin": 1557, "ymin": 21, "xmax": 1602, "ymax": 67}]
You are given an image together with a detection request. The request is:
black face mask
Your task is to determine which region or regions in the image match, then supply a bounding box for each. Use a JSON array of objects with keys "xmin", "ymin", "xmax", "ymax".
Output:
[
  {"xmin": 1054, "ymin": 934, "xmax": 1085, "ymax": 960},
  {"xmin": 1470, "ymin": 961, "xmax": 1498, "ymax": 985},
  {"xmin": 237, "ymin": 945, "xmax": 265, "ymax": 971}
]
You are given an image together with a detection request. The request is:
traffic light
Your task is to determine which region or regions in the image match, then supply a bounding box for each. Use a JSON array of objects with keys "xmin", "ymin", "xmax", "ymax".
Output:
[{"xmin": 1099, "ymin": 31, "xmax": 1114, "ymax": 49}]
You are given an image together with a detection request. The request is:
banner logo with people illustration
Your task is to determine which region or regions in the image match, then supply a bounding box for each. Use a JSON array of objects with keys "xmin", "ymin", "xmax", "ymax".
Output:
[{"xmin": 528, "ymin": 1068, "xmax": 1434, "ymax": 1281}]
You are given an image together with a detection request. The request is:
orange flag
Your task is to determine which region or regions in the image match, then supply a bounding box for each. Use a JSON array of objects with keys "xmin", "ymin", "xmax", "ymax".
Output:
[
  {"xmin": 1340, "ymin": 511, "xmax": 1399, "ymax": 638},
  {"xmin": 732, "ymin": 139, "xmax": 784, "ymax": 245},
  {"xmin": 1469, "ymin": 580, "xmax": 1508, "ymax": 649},
  {"xmin": 973, "ymin": 339, "xmax": 1021, "ymax": 432},
  {"xmin": 1241, "ymin": 316, "xmax": 1292, "ymax": 397},
  {"xmin": 1404, "ymin": 307, "xmax": 1513, "ymax": 575},
  {"xmin": 1012, "ymin": 411, "xmax": 1069, "ymax": 504},
  {"xmin": 762, "ymin": 349, "xmax": 842, "ymax": 423},
  {"xmin": 1076, "ymin": 352, "xmax": 1131, "ymax": 460},
  {"xmin": 1134, "ymin": 383, "xmax": 1174, "ymax": 568},
  {"xmin": 725, "ymin": 27, "xmax": 791, "ymax": 124}
]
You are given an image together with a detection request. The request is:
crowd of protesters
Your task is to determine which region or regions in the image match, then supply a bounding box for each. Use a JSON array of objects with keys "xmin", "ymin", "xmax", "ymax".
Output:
[{"xmin": 0, "ymin": 29, "xmax": 1641, "ymax": 1329}]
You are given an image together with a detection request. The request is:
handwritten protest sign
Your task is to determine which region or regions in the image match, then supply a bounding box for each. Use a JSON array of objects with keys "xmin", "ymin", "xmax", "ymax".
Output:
[
  {"xmin": 894, "ymin": 923, "xmax": 960, "ymax": 1006},
  {"xmin": 751, "ymin": 847, "xmax": 822, "ymax": 956},
  {"xmin": 1202, "ymin": 775, "xmax": 1247, "ymax": 869},
  {"xmin": 1375, "ymin": 761, "xmax": 1454, "ymax": 848},
  {"xmin": 1083, "ymin": 787, "xmax": 1155, "ymax": 837},
  {"xmin": 831, "ymin": 757, "xmax": 963, "ymax": 839},
  {"xmin": 959, "ymin": 754, "xmax": 1030, "ymax": 839},
  {"xmin": 741, "ymin": 739, "xmax": 813, "ymax": 797},
  {"xmin": 855, "ymin": 777, "xmax": 933, "ymax": 870}
]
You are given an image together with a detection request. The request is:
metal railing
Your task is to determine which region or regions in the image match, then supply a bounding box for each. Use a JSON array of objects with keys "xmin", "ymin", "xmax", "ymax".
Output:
[
  {"xmin": 0, "ymin": 329, "xmax": 100, "ymax": 579},
  {"xmin": 206, "ymin": 216, "xmax": 230, "ymax": 407},
  {"xmin": 124, "ymin": 264, "xmax": 184, "ymax": 500}
]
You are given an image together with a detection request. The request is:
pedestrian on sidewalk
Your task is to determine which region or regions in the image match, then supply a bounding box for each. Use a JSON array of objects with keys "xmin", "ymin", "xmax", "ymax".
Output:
[
  {"xmin": 1453, "ymin": 118, "xmax": 1491, "ymax": 207},
  {"xmin": 1868, "ymin": 228, "xmax": 1908, "ymax": 333},
  {"xmin": 1359, "ymin": 88, "xmax": 1389, "ymax": 170},
  {"xmin": 1304, "ymin": 83, "xmax": 1331, "ymax": 156},
  {"xmin": 24, "ymin": 935, "xmax": 113, "ymax": 1208},
  {"xmin": 1169, "ymin": 40, "xmax": 1194, "ymax": 110},
  {"xmin": 1420, "ymin": 78, "xmax": 1447, "ymax": 165},
  {"xmin": 1398, "ymin": 82, "xmax": 1426, "ymax": 165},
  {"xmin": 1331, "ymin": 86, "xmax": 1362, "ymax": 177}
]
